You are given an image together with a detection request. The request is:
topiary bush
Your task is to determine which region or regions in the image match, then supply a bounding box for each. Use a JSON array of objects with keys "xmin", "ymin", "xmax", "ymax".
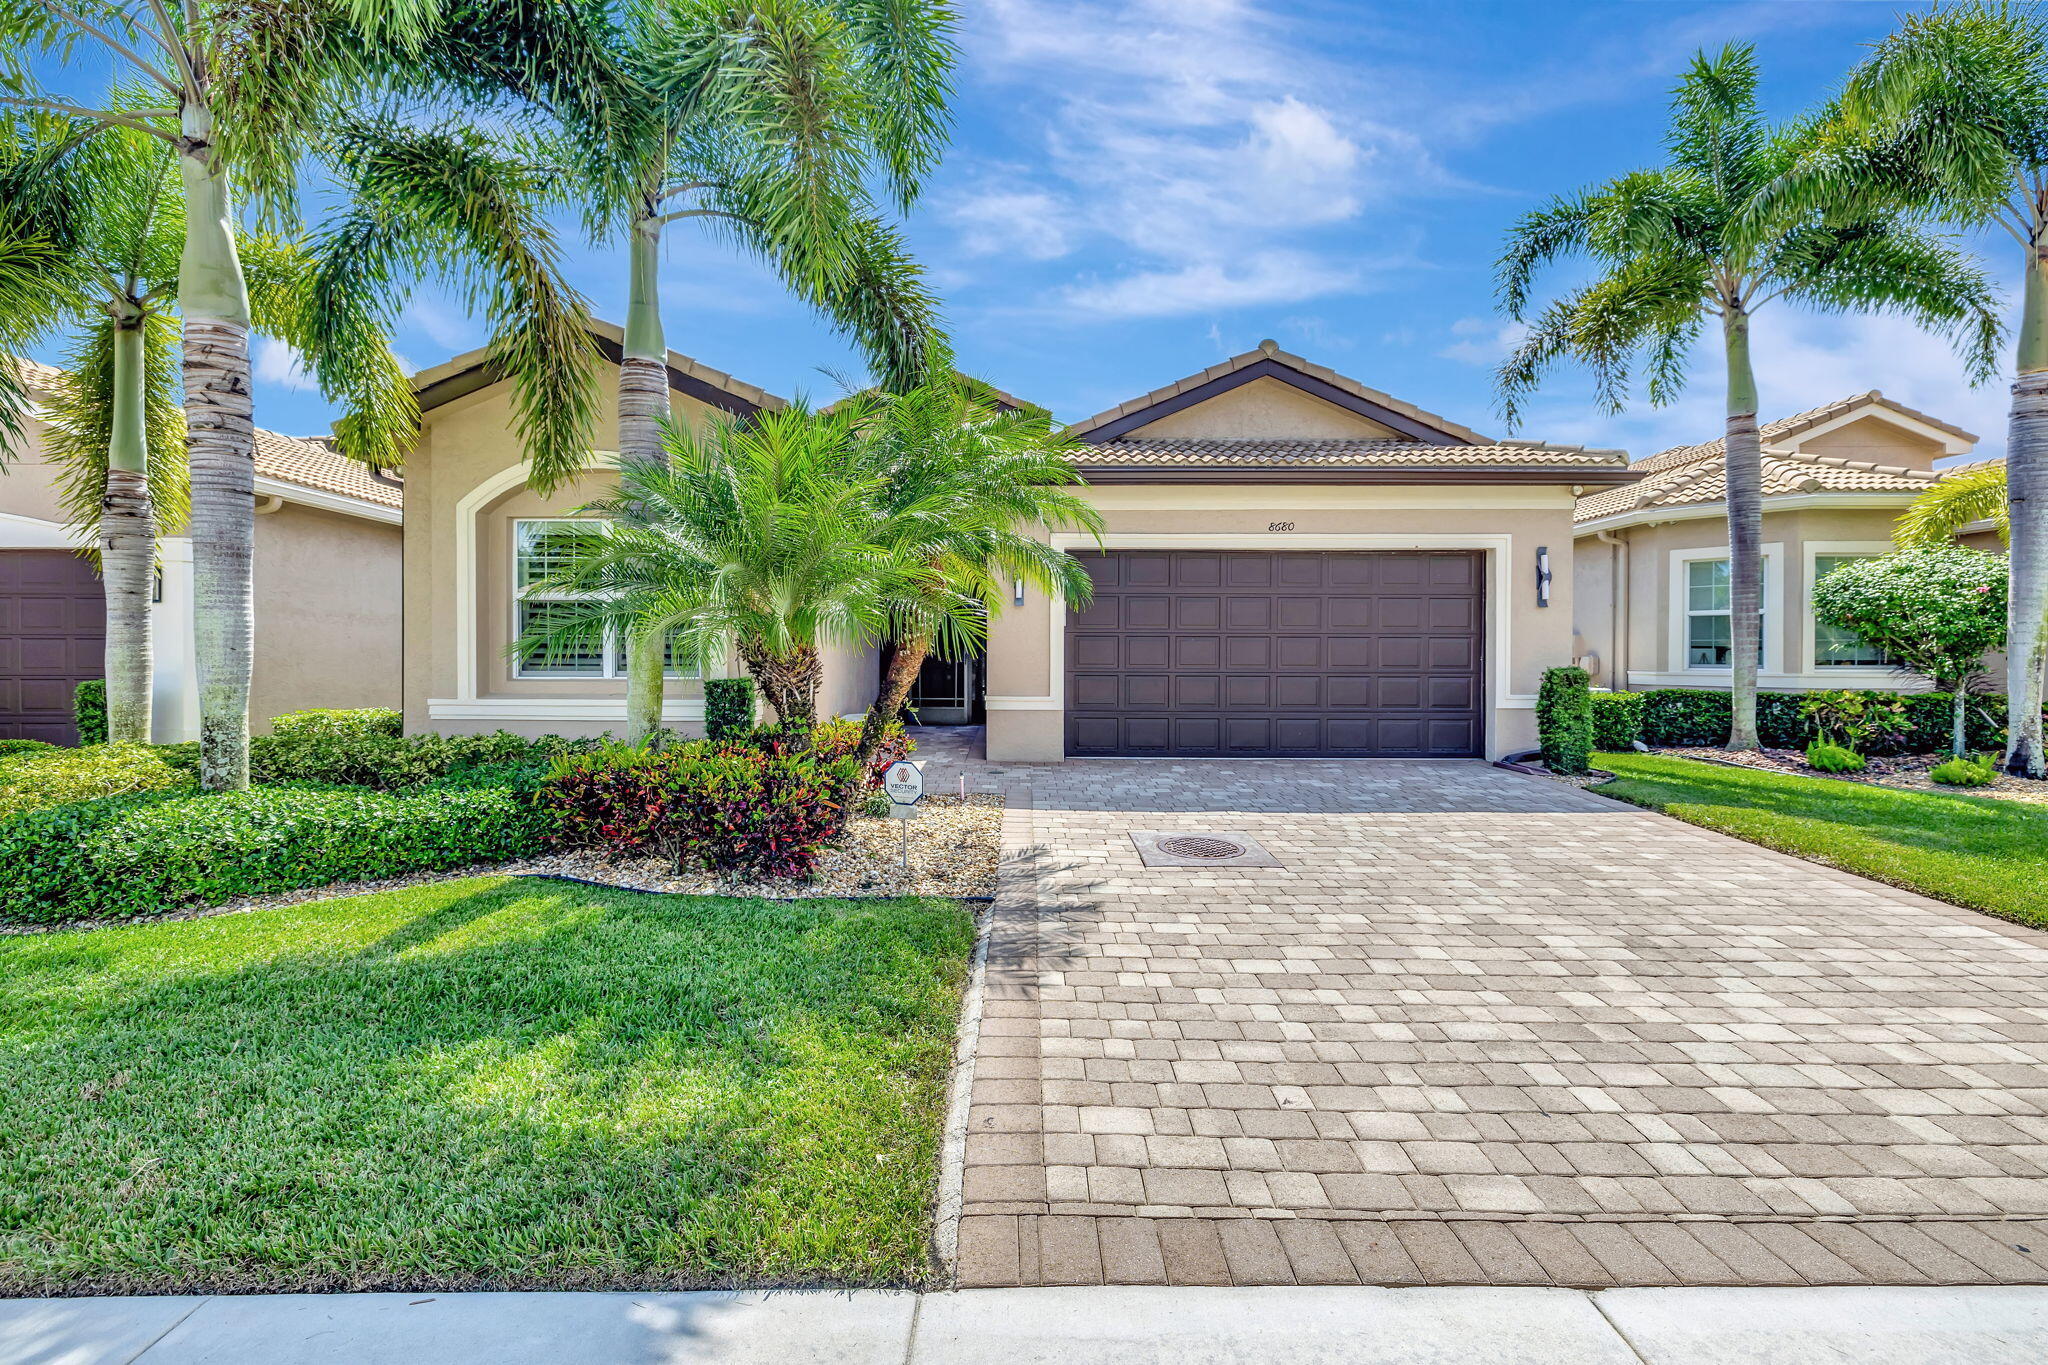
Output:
[
  {"xmin": 0, "ymin": 767, "xmax": 550, "ymax": 923},
  {"xmin": 1536, "ymin": 666, "xmax": 1594, "ymax": 774},
  {"xmin": 540, "ymin": 737, "xmax": 861, "ymax": 879},
  {"xmin": 268, "ymin": 707, "xmax": 403, "ymax": 740},
  {"xmin": 0, "ymin": 742, "xmax": 191, "ymax": 820},
  {"xmin": 1804, "ymin": 740, "xmax": 1866, "ymax": 773},
  {"xmin": 1590, "ymin": 691, "xmax": 1645, "ymax": 752},
  {"xmin": 703, "ymin": 677, "xmax": 756, "ymax": 741},
  {"xmin": 1931, "ymin": 753, "xmax": 1998, "ymax": 787},
  {"xmin": 73, "ymin": 680, "xmax": 106, "ymax": 746}
]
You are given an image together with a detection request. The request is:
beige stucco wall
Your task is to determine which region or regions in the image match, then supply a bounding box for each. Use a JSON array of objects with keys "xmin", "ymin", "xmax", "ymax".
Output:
[
  {"xmin": 1570, "ymin": 499, "xmax": 2017, "ymax": 694},
  {"xmin": 984, "ymin": 484, "xmax": 1581, "ymax": 761},
  {"xmin": 1789, "ymin": 415, "xmax": 1946, "ymax": 471},
  {"xmin": 251, "ymin": 501, "xmax": 402, "ymax": 728},
  {"xmin": 0, "ymin": 405, "xmax": 71, "ymax": 528},
  {"xmin": 402, "ymin": 370, "xmax": 822, "ymax": 738},
  {"xmin": 1122, "ymin": 377, "xmax": 1405, "ymax": 440}
]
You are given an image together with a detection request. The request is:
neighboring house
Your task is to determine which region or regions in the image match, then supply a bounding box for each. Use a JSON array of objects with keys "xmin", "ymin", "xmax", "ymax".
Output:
[
  {"xmin": 0, "ymin": 358, "xmax": 403, "ymax": 743},
  {"xmin": 1571, "ymin": 392, "xmax": 1996, "ymax": 694},
  {"xmin": 404, "ymin": 332, "xmax": 1638, "ymax": 759}
]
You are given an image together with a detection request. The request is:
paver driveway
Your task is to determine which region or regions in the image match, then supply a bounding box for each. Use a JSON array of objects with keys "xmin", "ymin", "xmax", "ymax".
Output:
[{"xmin": 910, "ymin": 732, "xmax": 2048, "ymax": 1289}]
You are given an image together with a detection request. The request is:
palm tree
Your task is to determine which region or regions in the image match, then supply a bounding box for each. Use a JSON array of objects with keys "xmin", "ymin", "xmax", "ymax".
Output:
[
  {"xmin": 848, "ymin": 378, "xmax": 1100, "ymax": 767},
  {"xmin": 1, "ymin": 2, "xmax": 600, "ymax": 788},
  {"xmin": 0, "ymin": 106, "xmax": 400, "ymax": 744},
  {"xmin": 531, "ymin": 0, "xmax": 953, "ymax": 743},
  {"xmin": 1497, "ymin": 44, "xmax": 2001, "ymax": 751},
  {"xmin": 1898, "ymin": 462, "xmax": 2010, "ymax": 548},
  {"xmin": 514, "ymin": 402, "xmax": 981, "ymax": 727},
  {"xmin": 1786, "ymin": 3, "xmax": 2048, "ymax": 776}
]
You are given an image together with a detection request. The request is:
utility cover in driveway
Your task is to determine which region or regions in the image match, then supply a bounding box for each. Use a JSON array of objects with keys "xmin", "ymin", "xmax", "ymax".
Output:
[{"xmin": 1066, "ymin": 549, "xmax": 1483, "ymax": 757}]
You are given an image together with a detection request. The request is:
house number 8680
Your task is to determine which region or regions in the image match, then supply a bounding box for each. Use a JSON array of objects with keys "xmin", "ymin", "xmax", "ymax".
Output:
[{"xmin": 1268, "ymin": 522, "xmax": 1295, "ymax": 532}]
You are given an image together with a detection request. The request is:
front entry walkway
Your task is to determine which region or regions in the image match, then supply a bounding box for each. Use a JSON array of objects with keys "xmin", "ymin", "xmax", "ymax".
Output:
[{"xmin": 910, "ymin": 733, "xmax": 2048, "ymax": 1289}]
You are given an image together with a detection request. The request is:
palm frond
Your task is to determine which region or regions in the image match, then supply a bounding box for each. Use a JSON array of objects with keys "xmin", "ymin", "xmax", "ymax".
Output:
[{"xmin": 1897, "ymin": 463, "xmax": 2009, "ymax": 547}]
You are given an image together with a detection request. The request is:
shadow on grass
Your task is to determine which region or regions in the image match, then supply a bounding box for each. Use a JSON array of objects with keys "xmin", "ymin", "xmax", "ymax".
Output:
[{"xmin": 0, "ymin": 877, "xmax": 975, "ymax": 1296}]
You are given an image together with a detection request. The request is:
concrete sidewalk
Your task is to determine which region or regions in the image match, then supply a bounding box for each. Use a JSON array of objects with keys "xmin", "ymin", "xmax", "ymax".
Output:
[{"xmin": 6, "ymin": 1285, "xmax": 2048, "ymax": 1364}]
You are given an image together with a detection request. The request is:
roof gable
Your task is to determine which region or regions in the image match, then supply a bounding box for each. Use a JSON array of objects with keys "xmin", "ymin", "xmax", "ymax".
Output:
[
  {"xmin": 1069, "ymin": 339, "xmax": 1489, "ymax": 445},
  {"xmin": 410, "ymin": 318, "xmax": 786, "ymax": 419}
]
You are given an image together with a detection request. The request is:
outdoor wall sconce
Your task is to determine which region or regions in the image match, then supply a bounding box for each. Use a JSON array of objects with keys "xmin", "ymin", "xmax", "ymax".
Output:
[
  {"xmin": 1014, "ymin": 579, "xmax": 1025, "ymax": 606},
  {"xmin": 1536, "ymin": 545, "xmax": 1552, "ymax": 607}
]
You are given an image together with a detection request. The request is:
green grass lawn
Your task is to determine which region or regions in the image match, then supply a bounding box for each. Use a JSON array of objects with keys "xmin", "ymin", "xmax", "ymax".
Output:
[
  {"xmin": 0, "ymin": 876, "xmax": 976, "ymax": 1295},
  {"xmin": 1594, "ymin": 752, "xmax": 2048, "ymax": 929}
]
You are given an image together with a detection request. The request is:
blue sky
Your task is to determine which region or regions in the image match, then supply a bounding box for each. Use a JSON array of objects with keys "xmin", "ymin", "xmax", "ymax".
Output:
[{"xmin": 35, "ymin": 0, "xmax": 2025, "ymax": 461}]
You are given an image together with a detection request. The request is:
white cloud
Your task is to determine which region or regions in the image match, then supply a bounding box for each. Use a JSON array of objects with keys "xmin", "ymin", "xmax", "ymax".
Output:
[
  {"xmin": 947, "ymin": 185, "xmax": 1073, "ymax": 260},
  {"xmin": 255, "ymin": 337, "xmax": 316, "ymax": 392},
  {"xmin": 402, "ymin": 300, "xmax": 477, "ymax": 351},
  {"xmin": 1062, "ymin": 252, "xmax": 1359, "ymax": 319},
  {"xmin": 1438, "ymin": 316, "xmax": 1530, "ymax": 365}
]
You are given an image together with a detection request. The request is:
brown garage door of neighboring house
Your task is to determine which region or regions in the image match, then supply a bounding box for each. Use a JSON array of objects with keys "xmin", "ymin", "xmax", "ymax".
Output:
[
  {"xmin": 1066, "ymin": 550, "xmax": 1484, "ymax": 758},
  {"xmin": 0, "ymin": 550, "xmax": 105, "ymax": 744}
]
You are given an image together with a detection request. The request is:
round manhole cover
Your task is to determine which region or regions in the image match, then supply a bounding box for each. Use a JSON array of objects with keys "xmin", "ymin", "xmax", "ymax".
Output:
[{"xmin": 1157, "ymin": 835, "xmax": 1247, "ymax": 860}]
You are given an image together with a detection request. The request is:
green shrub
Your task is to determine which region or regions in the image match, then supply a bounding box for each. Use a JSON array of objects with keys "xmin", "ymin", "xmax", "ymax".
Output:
[
  {"xmin": 1590, "ymin": 691, "xmax": 1645, "ymax": 752},
  {"xmin": 0, "ymin": 769, "xmax": 550, "ymax": 923},
  {"xmin": 1804, "ymin": 740, "xmax": 1866, "ymax": 773},
  {"xmin": 73, "ymin": 680, "xmax": 106, "ymax": 746},
  {"xmin": 0, "ymin": 742, "xmax": 191, "ymax": 819},
  {"xmin": 1800, "ymin": 689, "xmax": 1909, "ymax": 752},
  {"xmin": 1536, "ymin": 666, "xmax": 1593, "ymax": 775},
  {"xmin": 0, "ymin": 739, "xmax": 57, "ymax": 763},
  {"xmin": 268, "ymin": 707, "xmax": 403, "ymax": 740},
  {"xmin": 540, "ymin": 738, "xmax": 860, "ymax": 879},
  {"xmin": 1931, "ymin": 753, "xmax": 1998, "ymax": 787},
  {"xmin": 703, "ymin": 678, "xmax": 756, "ymax": 741},
  {"xmin": 1637, "ymin": 687, "xmax": 2022, "ymax": 754},
  {"xmin": 247, "ymin": 727, "xmax": 599, "ymax": 791},
  {"xmin": 812, "ymin": 716, "xmax": 913, "ymax": 784}
]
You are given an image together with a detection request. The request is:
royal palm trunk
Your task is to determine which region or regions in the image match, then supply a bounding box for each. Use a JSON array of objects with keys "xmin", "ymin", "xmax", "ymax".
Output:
[
  {"xmin": 1722, "ymin": 308, "xmax": 1764, "ymax": 752},
  {"xmin": 100, "ymin": 314, "xmax": 154, "ymax": 745},
  {"xmin": 178, "ymin": 104, "xmax": 256, "ymax": 790},
  {"xmin": 2006, "ymin": 256, "xmax": 2048, "ymax": 778},
  {"xmin": 619, "ymin": 211, "xmax": 669, "ymax": 745}
]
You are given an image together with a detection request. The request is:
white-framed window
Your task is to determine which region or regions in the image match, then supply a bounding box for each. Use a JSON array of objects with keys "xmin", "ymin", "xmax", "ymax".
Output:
[
  {"xmin": 513, "ymin": 518, "xmax": 699, "ymax": 680},
  {"xmin": 1684, "ymin": 556, "xmax": 1765, "ymax": 668},
  {"xmin": 1812, "ymin": 551, "xmax": 1895, "ymax": 669}
]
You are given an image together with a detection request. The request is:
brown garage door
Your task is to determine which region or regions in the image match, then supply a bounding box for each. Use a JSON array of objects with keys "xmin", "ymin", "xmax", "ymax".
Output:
[
  {"xmin": 0, "ymin": 550, "xmax": 105, "ymax": 744},
  {"xmin": 1065, "ymin": 550, "xmax": 1483, "ymax": 757}
]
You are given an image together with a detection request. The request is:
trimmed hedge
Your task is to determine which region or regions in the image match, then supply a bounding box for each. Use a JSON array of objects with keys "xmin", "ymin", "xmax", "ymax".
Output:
[
  {"xmin": 1636, "ymin": 687, "xmax": 2015, "ymax": 753},
  {"xmin": 0, "ymin": 768, "xmax": 550, "ymax": 923},
  {"xmin": 0, "ymin": 743, "xmax": 191, "ymax": 819},
  {"xmin": 269, "ymin": 707, "xmax": 403, "ymax": 739},
  {"xmin": 1590, "ymin": 691, "xmax": 1646, "ymax": 752},
  {"xmin": 73, "ymin": 680, "xmax": 106, "ymax": 746},
  {"xmin": 0, "ymin": 739, "xmax": 57, "ymax": 763},
  {"xmin": 704, "ymin": 678, "xmax": 755, "ymax": 741},
  {"xmin": 1536, "ymin": 666, "xmax": 1594, "ymax": 775}
]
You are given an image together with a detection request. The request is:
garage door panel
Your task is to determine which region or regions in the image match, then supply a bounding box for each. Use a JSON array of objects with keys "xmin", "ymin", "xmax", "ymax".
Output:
[
  {"xmin": 1066, "ymin": 550, "xmax": 1483, "ymax": 758},
  {"xmin": 0, "ymin": 550, "xmax": 103, "ymax": 744}
]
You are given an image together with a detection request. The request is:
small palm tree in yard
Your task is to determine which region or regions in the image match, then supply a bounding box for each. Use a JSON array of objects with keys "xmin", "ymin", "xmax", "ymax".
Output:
[
  {"xmin": 525, "ymin": 0, "xmax": 955, "ymax": 741},
  {"xmin": 1496, "ymin": 43, "xmax": 2002, "ymax": 753},
  {"xmin": 514, "ymin": 402, "xmax": 978, "ymax": 728},
  {"xmin": 0, "ymin": 109, "xmax": 399, "ymax": 744},
  {"xmin": 1787, "ymin": 2, "xmax": 2048, "ymax": 774},
  {"xmin": 849, "ymin": 379, "xmax": 1101, "ymax": 767}
]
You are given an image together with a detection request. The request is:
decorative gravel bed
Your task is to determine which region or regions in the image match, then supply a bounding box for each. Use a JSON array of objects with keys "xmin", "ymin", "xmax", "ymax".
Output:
[
  {"xmin": 1659, "ymin": 745, "xmax": 2048, "ymax": 804},
  {"xmin": 514, "ymin": 792, "xmax": 1003, "ymax": 899}
]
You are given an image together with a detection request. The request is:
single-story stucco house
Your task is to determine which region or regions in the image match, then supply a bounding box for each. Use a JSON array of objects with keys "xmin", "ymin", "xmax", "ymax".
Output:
[
  {"xmin": 1571, "ymin": 391, "xmax": 2002, "ymax": 695},
  {"xmin": 0, "ymin": 358, "xmax": 403, "ymax": 744},
  {"xmin": 402, "ymin": 332, "xmax": 1651, "ymax": 760}
]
